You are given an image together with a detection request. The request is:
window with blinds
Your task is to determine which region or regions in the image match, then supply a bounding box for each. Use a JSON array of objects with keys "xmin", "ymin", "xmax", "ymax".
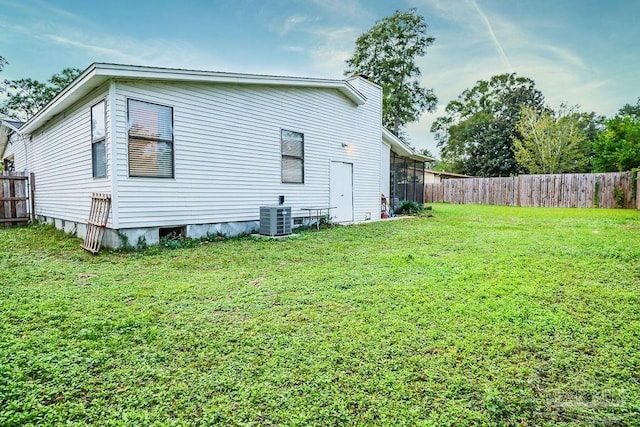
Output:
[
  {"xmin": 91, "ymin": 100, "xmax": 106, "ymax": 178},
  {"xmin": 281, "ymin": 129, "xmax": 304, "ymax": 183},
  {"xmin": 127, "ymin": 99, "xmax": 174, "ymax": 178}
]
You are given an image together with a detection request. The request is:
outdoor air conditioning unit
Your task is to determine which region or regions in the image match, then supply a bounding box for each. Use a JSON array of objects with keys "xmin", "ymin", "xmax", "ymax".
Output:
[{"xmin": 259, "ymin": 206, "xmax": 292, "ymax": 236}]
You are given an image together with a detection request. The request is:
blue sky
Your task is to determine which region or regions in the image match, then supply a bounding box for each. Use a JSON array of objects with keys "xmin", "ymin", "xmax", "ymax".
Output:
[{"xmin": 1, "ymin": 0, "xmax": 638, "ymax": 155}]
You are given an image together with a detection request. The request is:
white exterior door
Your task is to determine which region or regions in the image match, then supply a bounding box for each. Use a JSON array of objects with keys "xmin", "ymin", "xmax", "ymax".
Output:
[{"xmin": 330, "ymin": 161, "xmax": 354, "ymax": 223}]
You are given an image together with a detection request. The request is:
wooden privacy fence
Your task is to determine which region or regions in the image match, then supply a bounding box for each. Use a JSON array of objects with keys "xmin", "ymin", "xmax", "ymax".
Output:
[
  {"xmin": 425, "ymin": 172, "xmax": 637, "ymax": 208},
  {"xmin": 0, "ymin": 172, "xmax": 35, "ymax": 224}
]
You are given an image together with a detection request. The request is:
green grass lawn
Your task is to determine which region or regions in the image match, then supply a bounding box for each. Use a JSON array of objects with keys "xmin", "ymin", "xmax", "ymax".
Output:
[{"xmin": 1, "ymin": 204, "xmax": 639, "ymax": 426}]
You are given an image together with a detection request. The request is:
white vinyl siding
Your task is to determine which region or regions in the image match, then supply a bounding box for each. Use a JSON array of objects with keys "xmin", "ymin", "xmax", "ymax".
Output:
[
  {"xmin": 112, "ymin": 78, "xmax": 382, "ymax": 228},
  {"xmin": 26, "ymin": 86, "xmax": 113, "ymax": 225},
  {"xmin": 346, "ymin": 77, "xmax": 384, "ymax": 222}
]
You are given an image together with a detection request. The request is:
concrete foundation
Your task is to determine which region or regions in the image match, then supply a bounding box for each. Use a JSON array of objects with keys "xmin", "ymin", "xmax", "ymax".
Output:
[{"xmin": 37, "ymin": 215, "xmax": 261, "ymax": 249}]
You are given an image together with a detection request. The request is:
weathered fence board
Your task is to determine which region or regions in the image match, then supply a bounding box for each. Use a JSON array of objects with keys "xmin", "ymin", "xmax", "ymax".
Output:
[
  {"xmin": 0, "ymin": 172, "xmax": 30, "ymax": 224},
  {"xmin": 424, "ymin": 172, "xmax": 636, "ymax": 208}
]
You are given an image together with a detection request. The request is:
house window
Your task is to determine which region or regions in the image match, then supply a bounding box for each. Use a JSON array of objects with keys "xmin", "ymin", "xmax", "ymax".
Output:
[
  {"xmin": 91, "ymin": 100, "xmax": 106, "ymax": 178},
  {"xmin": 281, "ymin": 129, "xmax": 304, "ymax": 183},
  {"xmin": 127, "ymin": 99, "xmax": 174, "ymax": 178}
]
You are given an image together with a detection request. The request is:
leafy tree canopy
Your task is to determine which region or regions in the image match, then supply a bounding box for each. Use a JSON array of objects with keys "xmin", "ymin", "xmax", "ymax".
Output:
[
  {"xmin": 617, "ymin": 98, "xmax": 640, "ymax": 119},
  {"xmin": 1, "ymin": 67, "xmax": 81, "ymax": 121},
  {"xmin": 0, "ymin": 56, "xmax": 6, "ymax": 72},
  {"xmin": 514, "ymin": 104, "xmax": 597, "ymax": 174},
  {"xmin": 591, "ymin": 103, "xmax": 640, "ymax": 172},
  {"xmin": 345, "ymin": 8, "xmax": 437, "ymax": 135},
  {"xmin": 432, "ymin": 73, "xmax": 545, "ymax": 177}
]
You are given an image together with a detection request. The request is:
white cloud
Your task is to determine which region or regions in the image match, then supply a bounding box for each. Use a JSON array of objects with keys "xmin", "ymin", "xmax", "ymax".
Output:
[
  {"xmin": 262, "ymin": 0, "xmax": 372, "ymax": 77},
  {"xmin": 306, "ymin": 0, "xmax": 364, "ymax": 19},
  {"xmin": 44, "ymin": 35, "xmax": 133, "ymax": 60},
  {"xmin": 40, "ymin": 30, "xmax": 224, "ymax": 71},
  {"xmin": 468, "ymin": 0, "xmax": 512, "ymax": 72},
  {"xmin": 271, "ymin": 14, "xmax": 319, "ymax": 36},
  {"xmin": 280, "ymin": 45, "xmax": 306, "ymax": 53},
  {"xmin": 302, "ymin": 26, "xmax": 361, "ymax": 76},
  {"xmin": 413, "ymin": 0, "xmax": 484, "ymax": 31},
  {"xmin": 1, "ymin": 17, "xmax": 231, "ymax": 75},
  {"xmin": 30, "ymin": 0, "xmax": 83, "ymax": 21},
  {"xmin": 271, "ymin": 22, "xmax": 360, "ymax": 77},
  {"xmin": 0, "ymin": 0, "xmax": 84, "ymax": 23},
  {"xmin": 537, "ymin": 44, "xmax": 585, "ymax": 70}
]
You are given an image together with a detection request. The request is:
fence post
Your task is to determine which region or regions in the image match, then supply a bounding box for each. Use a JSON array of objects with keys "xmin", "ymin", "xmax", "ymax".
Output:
[{"xmin": 29, "ymin": 172, "xmax": 36, "ymax": 222}]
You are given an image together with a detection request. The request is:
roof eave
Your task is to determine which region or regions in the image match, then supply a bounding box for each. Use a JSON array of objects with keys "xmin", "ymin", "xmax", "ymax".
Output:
[
  {"xmin": 20, "ymin": 64, "xmax": 101, "ymax": 135},
  {"xmin": 425, "ymin": 169, "xmax": 471, "ymax": 178},
  {"xmin": 382, "ymin": 128, "xmax": 434, "ymax": 163},
  {"xmin": 20, "ymin": 63, "xmax": 367, "ymax": 134},
  {"xmin": 94, "ymin": 63, "xmax": 367, "ymax": 105},
  {"xmin": 0, "ymin": 120, "xmax": 24, "ymax": 159}
]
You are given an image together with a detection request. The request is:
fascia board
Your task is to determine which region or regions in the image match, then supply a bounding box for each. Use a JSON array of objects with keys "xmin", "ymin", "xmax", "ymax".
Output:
[
  {"xmin": 20, "ymin": 64, "xmax": 101, "ymax": 134},
  {"xmin": 95, "ymin": 63, "xmax": 366, "ymax": 105},
  {"xmin": 383, "ymin": 128, "xmax": 434, "ymax": 162},
  {"xmin": 21, "ymin": 63, "xmax": 367, "ymax": 135}
]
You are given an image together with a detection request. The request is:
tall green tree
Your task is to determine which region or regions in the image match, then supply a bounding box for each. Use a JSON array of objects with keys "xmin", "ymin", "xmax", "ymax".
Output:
[
  {"xmin": 1, "ymin": 67, "xmax": 81, "ymax": 121},
  {"xmin": 432, "ymin": 73, "xmax": 545, "ymax": 177},
  {"xmin": 0, "ymin": 56, "xmax": 6, "ymax": 72},
  {"xmin": 345, "ymin": 8, "xmax": 437, "ymax": 135},
  {"xmin": 617, "ymin": 98, "xmax": 640, "ymax": 119},
  {"xmin": 514, "ymin": 104, "xmax": 594, "ymax": 174},
  {"xmin": 592, "ymin": 107, "xmax": 640, "ymax": 172}
]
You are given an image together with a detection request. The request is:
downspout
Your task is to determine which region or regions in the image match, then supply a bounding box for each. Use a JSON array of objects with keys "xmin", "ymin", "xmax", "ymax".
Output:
[
  {"xmin": 108, "ymin": 80, "xmax": 119, "ymax": 230},
  {"xmin": 21, "ymin": 132, "xmax": 33, "ymax": 220},
  {"xmin": 20, "ymin": 133, "xmax": 30, "ymax": 174}
]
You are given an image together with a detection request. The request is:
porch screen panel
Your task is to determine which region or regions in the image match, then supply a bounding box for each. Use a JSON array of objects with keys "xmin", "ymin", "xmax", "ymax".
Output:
[
  {"xmin": 389, "ymin": 153, "xmax": 396, "ymax": 208},
  {"xmin": 410, "ymin": 160, "xmax": 418, "ymax": 201},
  {"xmin": 393, "ymin": 154, "xmax": 407, "ymax": 204},
  {"xmin": 415, "ymin": 160, "xmax": 425, "ymax": 203},
  {"xmin": 390, "ymin": 152, "xmax": 426, "ymax": 207},
  {"xmin": 127, "ymin": 99, "xmax": 174, "ymax": 178}
]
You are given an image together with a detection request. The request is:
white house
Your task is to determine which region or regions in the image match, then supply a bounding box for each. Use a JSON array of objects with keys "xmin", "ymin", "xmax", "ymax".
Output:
[{"xmin": 1, "ymin": 63, "xmax": 392, "ymax": 248}]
